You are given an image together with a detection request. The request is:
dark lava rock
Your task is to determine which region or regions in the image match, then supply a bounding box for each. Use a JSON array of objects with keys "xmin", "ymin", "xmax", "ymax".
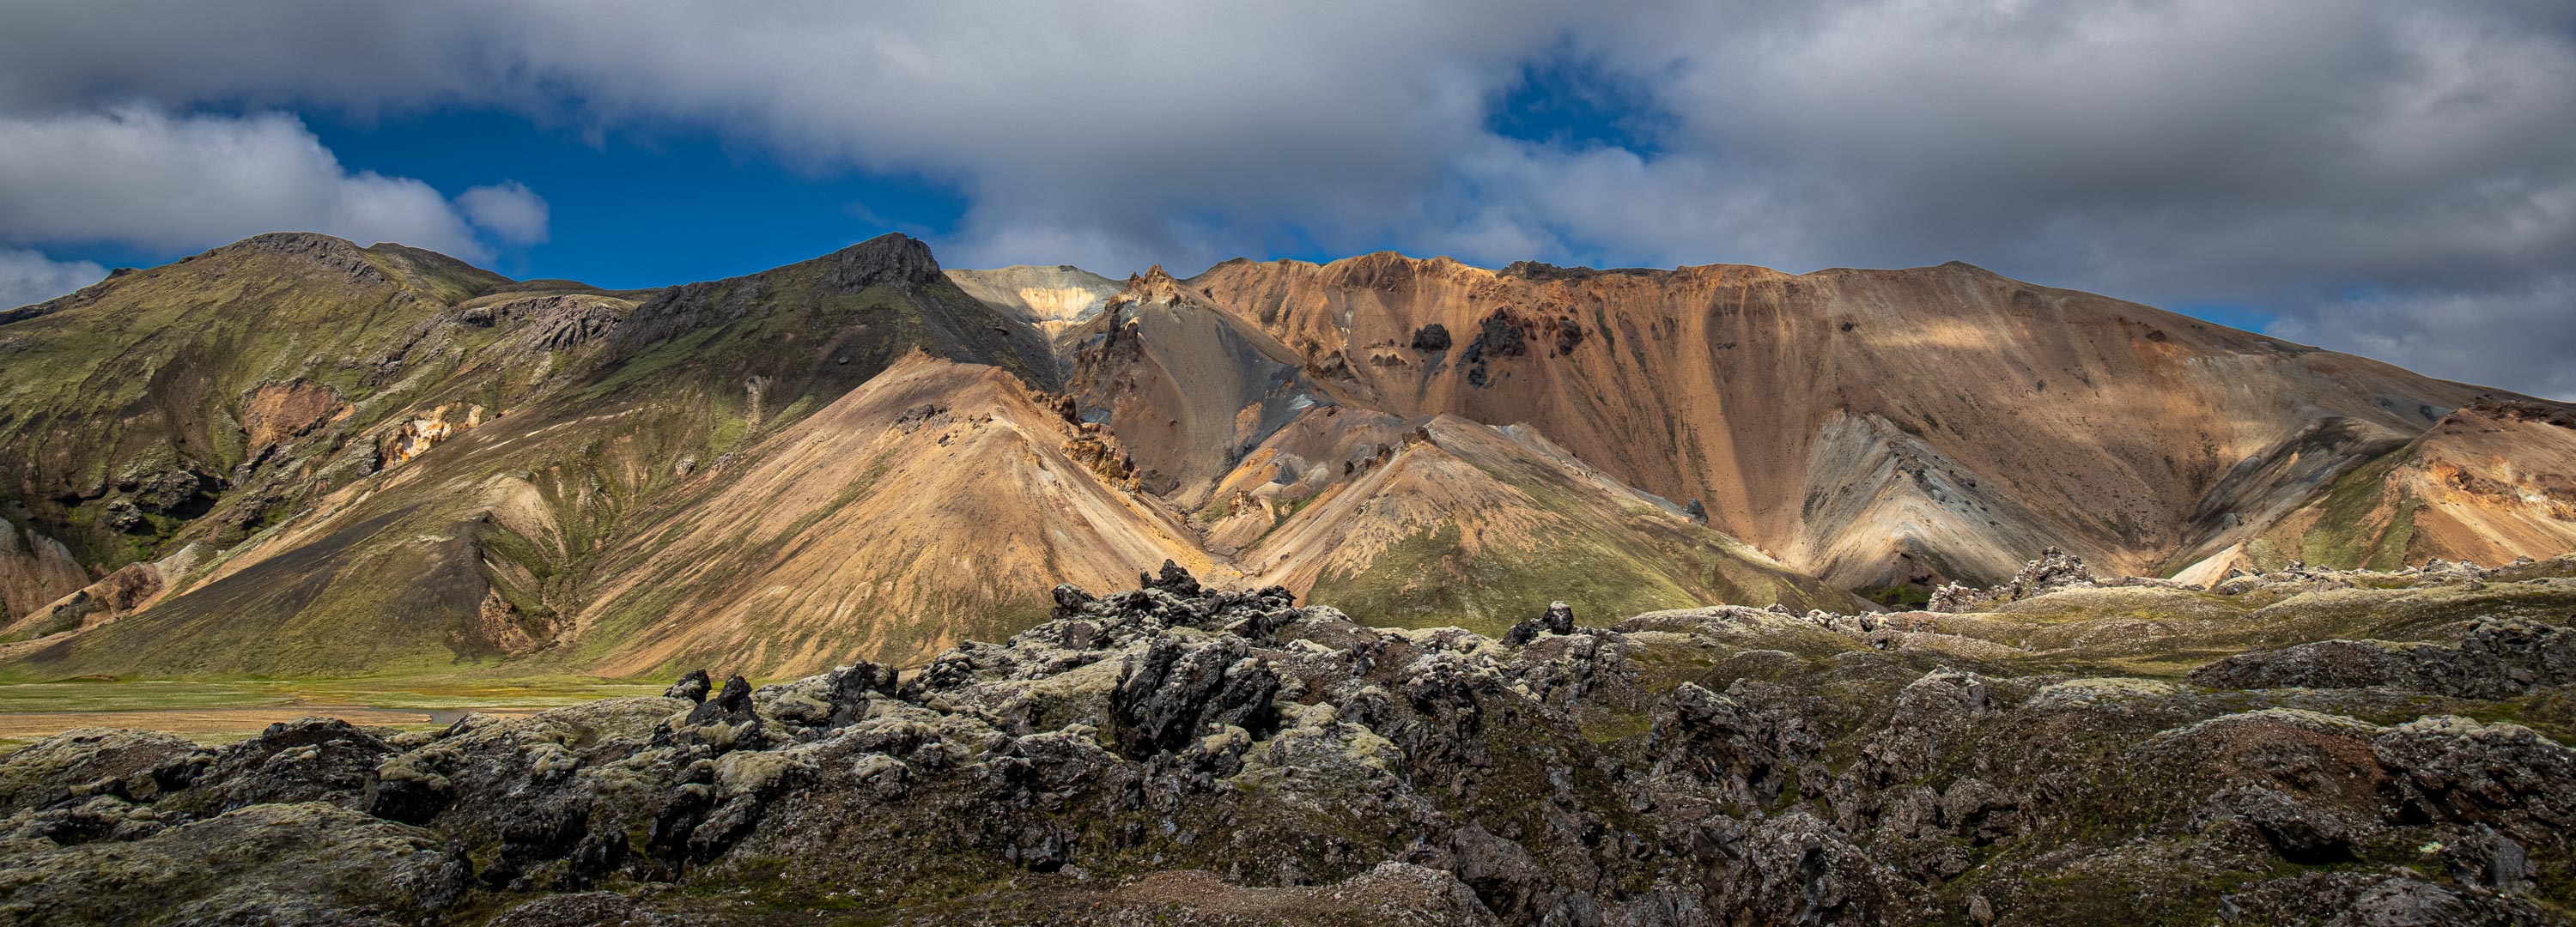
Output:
[
  {"xmin": 3, "ymin": 566, "xmax": 2573, "ymax": 924},
  {"xmin": 2192, "ymin": 618, "xmax": 2576, "ymax": 699},
  {"xmin": 1410, "ymin": 323, "xmax": 1452, "ymax": 353},
  {"xmin": 491, "ymin": 891, "xmax": 695, "ymax": 926},
  {"xmin": 0, "ymin": 729, "xmax": 207, "ymax": 814},
  {"xmin": 663, "ymin": 670, "xmax": 713, "ymax": 703},
  {"xmin": 2374, "ymin": 717, "xmax": 2576, "ymax": 845},
  {"xmin": 1502, "ymin": 600, "xmax": 1576, "ymax": 645},
  {"xmin": 1140, "ymin": 559, "xmax": 1201, "ymax": 597},
  {"xmin": 183, "ymin": 718, "xmax": 394, "ymax": 814},
  {"xmin": 1110, "ymin": 637, "xmax": 1279, "ymax": 759},
  {"xmin": 823, "ymin": 232, "xmax": 942, "ymax": 289}
]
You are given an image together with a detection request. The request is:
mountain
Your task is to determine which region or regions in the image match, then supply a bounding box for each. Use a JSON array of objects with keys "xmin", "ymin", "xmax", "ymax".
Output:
[
  {"xmin": 1055, "ymin": 267, "xmax": 1856, "ymax": 634},
  {"xmin": 2175, "ymin": 397, "xmax": 2576, "ymax": 579},
  {"xmin": 945, "ymin": 264, "xmax": 1122, "ymax": 345},
  {"xmin": 0, "ymin": 233, "xmax": 2567, "ymax": 680},
  {"xmin": 571, "ymin": 352, "xmax": 1207, "ymax": 675},
  {"xmin": 0, "ymin": 233, "xmax": 1060, "ymax": 678},
  {"xmin": 1182, "ymin": 253, "xmax": 2558, "ymax": 592}
]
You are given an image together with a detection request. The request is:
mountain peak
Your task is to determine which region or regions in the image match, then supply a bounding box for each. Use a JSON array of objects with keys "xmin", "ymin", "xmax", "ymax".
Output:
[
  {"xmin": 1121, "ymin": 264, "xmax": 1189, "ymax": 304},
  {"xmin": 821, "ymin": 233, "xmax": 942, "ymax": 289},
  {"xmin": 214, "ymin": 231, "xmax": 379, "ymax": 269},
  {"xmin": 186, "ymin": 231, "xmax": 399, "ymax": 288}
]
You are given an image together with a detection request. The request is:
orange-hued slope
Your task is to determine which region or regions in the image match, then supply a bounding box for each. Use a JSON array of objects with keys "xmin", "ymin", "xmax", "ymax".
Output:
[
  {"xmin": 1182, "ymin": 254, "xmax": 2525, "ymax": 586},
  {"xmin": 574, "ymin": 353, "xmax": 1212, "ymax": 676},
  {"xmin": 3, "ymin": 233, "xmax": 2568, "ymax": 681}
]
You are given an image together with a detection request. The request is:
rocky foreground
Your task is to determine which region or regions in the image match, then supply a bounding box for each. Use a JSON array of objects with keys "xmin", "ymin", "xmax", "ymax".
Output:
[{"xmin": 2, "ymin": 556, "xmax": 2574, "ymax": 925}]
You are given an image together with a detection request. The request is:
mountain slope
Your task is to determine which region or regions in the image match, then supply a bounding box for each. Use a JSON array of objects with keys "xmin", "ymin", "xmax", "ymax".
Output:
[
  {"xmin": 1233, "ymin": 414, "xmax": 1857, "ymax": 633},
  {"xmin": 0, "ymin": 233, "xmax": 529, "ymax": 579},
  {"xmin": 1186, "ymin": 254, "xmax": 2542, "ymax": 589},
  {"xmin": 945, "ymin": 264, "xmax": 1122, "ymax": 342},
  {"xmin": 0, "ymin": 234, "xmax": 2564, "ymax": 681},
  {"xmin": 1061, "ymin": 268, "xmax": 1325, "ymax": 506},
  {"xmin": 0, "ymin": 233, "xmax": 1062, "ymax": 678},
  {"xmin": 570, "ymin": 353, "xmax": 1207, "ymax": 677},
  {"xmin": 2179, "ymin": 398, "xmax": 2576, "ymax": 577}
]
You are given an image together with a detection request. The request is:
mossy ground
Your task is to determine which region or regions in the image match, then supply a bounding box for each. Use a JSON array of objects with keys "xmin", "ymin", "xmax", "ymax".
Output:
[{"xmin": 0, "ymin": 674, "xmax": 664, "ymax": 752}]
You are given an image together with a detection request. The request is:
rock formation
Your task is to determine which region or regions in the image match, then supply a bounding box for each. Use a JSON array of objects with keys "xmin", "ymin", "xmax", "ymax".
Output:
[{"xmin": 1, "ymin": 560, "xmax": 2571, "ymax": 923}]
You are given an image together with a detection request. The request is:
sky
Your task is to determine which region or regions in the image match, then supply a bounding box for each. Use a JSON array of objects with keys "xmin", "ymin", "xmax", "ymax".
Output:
[{"xmin": 0, "ymin": 2, "xmax": 2570, "ymax": 397}]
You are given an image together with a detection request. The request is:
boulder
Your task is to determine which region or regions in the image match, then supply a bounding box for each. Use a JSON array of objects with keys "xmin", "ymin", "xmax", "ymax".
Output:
[
  {"xmin": 1109, "ymin": 637, "xmax": 1279, "ymax": 759},
  {"xmin": 663, "ymin": 670, "xmax": 712, "ymax": 703}
]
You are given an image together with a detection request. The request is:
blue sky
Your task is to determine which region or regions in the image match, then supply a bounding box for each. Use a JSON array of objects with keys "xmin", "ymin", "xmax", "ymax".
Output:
[
  {"xmin": 34, "ymin": 109, "xmax": 971, "ymax": 290},
  {"xmin": 0, "ymin": 2, "xmax": 2568, "ymax": 397},
  {"xmin": 27, "ymin": 56, "xmax": 1751, "ymax": 288}
]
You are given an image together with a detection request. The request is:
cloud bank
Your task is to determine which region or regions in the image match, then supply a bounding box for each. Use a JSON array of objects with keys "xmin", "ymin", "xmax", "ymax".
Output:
[
  {"xmin": 0, "ymin": 1, "xmax": 2567, "ymax": 395},
  {"xmin": 457, "ymin": 182, "xmax": 550, "ymax": 246},
  {"xmin": 0, "ymin": 107, "xmax": 495, "ymax": 260},
  {"xmin": 0, "ymin": 249, "xmax": 105, "ymax": 311}
]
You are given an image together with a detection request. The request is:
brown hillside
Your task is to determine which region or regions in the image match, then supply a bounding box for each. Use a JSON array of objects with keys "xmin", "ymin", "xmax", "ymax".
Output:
[
  {"xmin": 2183, "ymin": 398, "xmax": 2576, "ymax": 577},
  {"xmin": 574, "ymin": 353, "xmax": 1210, "ymax": 677},
  {"xmin": 2, "ymin": 233, "xmax": 2566, "ymax": 680},
  {"xmin": 0, "ymin": 234, "xmax": 1067, "ymax": 678},
  {"xmin": 1186, "ymin": 253, "xmax": 2522, "ymax": 586}
]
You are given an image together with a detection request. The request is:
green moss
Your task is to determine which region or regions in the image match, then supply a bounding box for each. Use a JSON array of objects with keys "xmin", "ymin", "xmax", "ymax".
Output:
[
  {"xmin": 1856, "ymin": 585, "xmax": 1933, "ymax": 610},
  {"xmin": 2296, "ymin": 452, "xmax": 2416, "ymax": 569},
  {"xmin": 1312, "ymin": 520, "xmax": 1720, "ymax": 636}
]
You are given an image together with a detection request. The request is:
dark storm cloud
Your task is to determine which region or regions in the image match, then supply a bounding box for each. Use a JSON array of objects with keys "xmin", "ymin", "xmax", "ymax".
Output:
[{"xmin": 0, "ymin": 0, "xmax": 2569, "ymax": 395}]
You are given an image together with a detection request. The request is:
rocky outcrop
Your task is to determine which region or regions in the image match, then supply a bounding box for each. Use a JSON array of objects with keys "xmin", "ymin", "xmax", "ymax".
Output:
[
  {"xmin": 2190, "ymin": 617, "xmax": 2576, "ymax": 698},
  {"xmin": 0, "ymin": 802, "xmax": 471, "ymax": 924},
  {"xmin": 1109, "ymin": 636, "xmax": 1279, "ymax": 759},
  {"xmin": 1, "ymin": 564, "xmax": 2573, "ymax": 923},
  {"xmin": 1500, "ymin": 600, "xmax": 1577, "ymax": 645},
  {"xmin": 3, "ymin": 543, "xmax": 203, "ymax": 641},
  {"xmin": 234, "ymin": 231, "xmax": 396, "ymax": 287},
  {"xmin": 384, "ymin": 403, "xmax": 484, "ymax": 464},
  {"xmin": 662, "ymin": 670, "xmax": 712, "ymax": 703},
  {"xmin": 240, "ymin": 379, "xmax": 346, "ymax": 449},
  {"xmin": 176, "ymin": 718, "xmax": 396, "ymax": 814},
  {"xmin": 459, "ymin": 293, "xmax": 628, "ymax": 353},
  {"xmin": 823, "ymin": 233, "xmax": 944, "ymax": 289},
  {"xmin": 0, "ymin": 519, "xmax": 86, "ymax": 621},
  {"xmin": 1926, "ymin": 547, "xmax": 2101, "ymax": 611}
]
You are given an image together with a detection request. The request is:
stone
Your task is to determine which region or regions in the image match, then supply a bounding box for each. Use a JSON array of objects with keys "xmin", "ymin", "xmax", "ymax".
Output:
[
  {"xmin": 1109, "ymin": 637, "xmax": 1279, "ymax": 759},
  {"xmin": 1502, "ymin": 600, "xmax": 1576, "ymax": 645},
  {"xmin": 0, "ymin": 563, "xmax": 2561, "ymax": 924},
  {"xmin": 1410, "ymin": 324, "xmax": 1453, "ymax": 353},
  {"xmin": 663, "ymin": 670, "xmax": 712, "ymax": 703},
  {"xmin": 1139, "ymin": 559, "xmax": 1201, "ymax": 597}
]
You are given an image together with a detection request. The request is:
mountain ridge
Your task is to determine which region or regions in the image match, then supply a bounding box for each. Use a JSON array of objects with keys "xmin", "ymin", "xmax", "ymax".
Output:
[{"xmin": 0, "ymin": 232, "xmax": 2566, "ymax": 679}]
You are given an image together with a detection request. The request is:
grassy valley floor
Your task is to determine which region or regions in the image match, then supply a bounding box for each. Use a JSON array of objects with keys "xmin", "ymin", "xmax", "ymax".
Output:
[{"xmin": 0, "ymin": 676, "xmax": 663, "ymax": 748}]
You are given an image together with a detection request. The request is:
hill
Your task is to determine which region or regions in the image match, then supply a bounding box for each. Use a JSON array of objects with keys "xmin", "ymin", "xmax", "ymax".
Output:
[
  {"xmin": 0, "ymin": 233, "xmax": 1057, "ymax": 677},
  {"xmin": 0, "ymin": 235, "xmax": 2567, "ymax": 679},
  {"xmin": 1184, "ymin": 253, "xmax": 2558, "ymax": 592}
]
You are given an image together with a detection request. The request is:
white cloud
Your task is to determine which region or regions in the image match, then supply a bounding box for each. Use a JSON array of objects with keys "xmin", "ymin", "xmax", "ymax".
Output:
[
  {"xmin": 0, "ymin": 2, "xmax": 2571, "ymax": 393},
  {"xmin": 0, "ymin": 107, "xmax": 491, "ymax": 259},
  {"xmin": 457, "ymin": 181, "xmax": 549, "ymax": 245},
  {"xmin": 0, "ymin": 2, "xmax": 1575, "ymax": 272},
  {"xmin": 0, "ymin": 248, "xmax": 105, "ymax": 310}
]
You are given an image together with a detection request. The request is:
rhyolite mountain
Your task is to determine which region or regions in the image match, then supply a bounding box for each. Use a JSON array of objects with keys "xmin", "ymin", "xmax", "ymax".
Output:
[{"xmin": 0, "ymin": 233, "xmax": 2568, "ymax": 679}]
